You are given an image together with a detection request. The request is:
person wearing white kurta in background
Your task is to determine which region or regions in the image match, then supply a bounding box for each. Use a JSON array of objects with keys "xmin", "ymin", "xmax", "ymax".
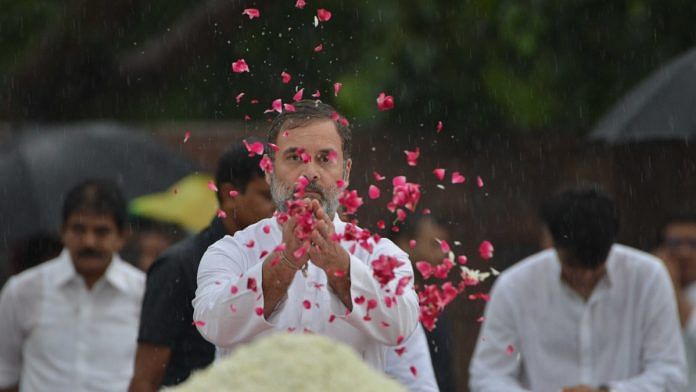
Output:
[
  {"xmin": 469, "ymin": 186, "xmax": 687, "ymax": 392},
  {"xmin": 655, "ymin": 213, "xmax": 696, "ymax": 390},
  {"xmin": 194, "ymin": 100, "xmax": 419, "ymax": 371},
  {"xmin": 0, "ymin": 179, "xmax": 145, "ymax": 392}
]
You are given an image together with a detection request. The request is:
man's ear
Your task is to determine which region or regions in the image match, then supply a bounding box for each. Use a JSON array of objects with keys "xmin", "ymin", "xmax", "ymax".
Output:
[
  {"xmin": 264, "ymin": 154, "xmax": 272, "ymax": 184},
  {"xmin": 343, "ymin": 158, "xmax": 352, "ymax": 183}
]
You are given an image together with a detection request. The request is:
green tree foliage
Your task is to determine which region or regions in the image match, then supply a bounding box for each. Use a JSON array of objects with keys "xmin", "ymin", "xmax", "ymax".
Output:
[{"xmin": 1, "ymin": 0, "xmax": 695, "ymax": 135}]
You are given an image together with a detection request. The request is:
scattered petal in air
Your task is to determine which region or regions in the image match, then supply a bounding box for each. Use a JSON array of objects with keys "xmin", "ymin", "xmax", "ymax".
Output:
[
  {"xmin": 416, "ymin": 261, "xmax": 433, "ymax": 280},
  {"xmin": 260, "ymin": 156, "xmax": 273, "ymax": 173},
  {"xmin": 271, "ymin": 99, "xmax": 283, "ymax": 113},
  {"xmin": 394, "ymin": 347, "xmax": 407, "ymax": 357},
  {"xmin": 327, "ymin": 150, "xmax": 338, "ymax": 162},
  {"xmin": 242, "ymin": 8, "xmax": 260, "ymax": 19},
  {"xmin": 263, "ymin": 225, "xmax": 271, "ymax": 234},
  {"xmin": 404, "ymin": 147, "xmax": 420, "ymax": 167},
  {"xmin": 477, "ymin": 176, "xmax": 484, "ymax": 188},
  {"xmin": 368, "ymin": 185, "xmax": 380, "ymax": 199},
  {"xmin": 295, "ymin": 0, "xmax": 306, "ymax": 9},
  {"xmin": 311, "ymin": 90, "xmax": 321, "ymax": 98},
  {"xmin": 192, "ymin": 320, "xmax": 206, "ymax": 327},
  {"xmin": 479, "ymin": 240, "xmax": 494, "ymax": 260},
  {"xmin": 397, "ymin": 335, "xmax": 405, "ymax": 345},
  {"xmin": 231, "ymin": 59, "xmax": 250, "ymax": 73},
  {"xmin": 423, "ymin": 208, "xmax": 431, "ymax": 215},
  {"xmin": 506, "ymin": 344, "xmax": 515, "ymax": 355},
  {"xmin": 243, "ymin": 139, "xmax": 265, "ymax": 156},
  {"xmin": 491, "ymin": 267, "xmax": 500, "ymax": 276},
  {"xmin": 259, "ymin": 250, "xmax": 268, "ymax": 259},
  {"xmin": 317, "ymin": 8, "xmax": 332, "ymax": 22},
  {"xmin": 438, "ymin": 239, "xmax": 451, "ymax": 253},
  {"xmin": 433, "ymin": 168, "xmax": 445, "ymax": 181},
  {"xmin": 314, "ymin": 43, "xmax": 323, "ymax": 52},
  {"xmin": 281, "ymin": 71, "xmax": 292, "ymax": 84},
  {"xmin": 376, "ymin": 220, "xmax": 386, "ymax": 229},
  {"xmin": 333, "ymin": 82, "xmax": 342, "ymax": 96},
  {"xmin": 230, "ymin": 285, "xmax": 238, "ymax": 294},
  {"xmin": 336, "ymin": 179, "xmax": 346, "ymax": 188},
  {"xmin": 293, "ymin": 88, "xmax": 304, "ymax": 102},
  {"xmin": 250, "ymin": 99, "xmax": 259, "ymax": 104},
  {"xmin": 245, "ymin": 240, "xmax": 255, "ymax": 248},
  {"xmin": 376, "ymin": 92, "xmax": 395, "ymax": 111},
  {"xmin": 451, "ymin": 172, "xmax": 466, "ymax": 184},
  {"xmin": 255, "ymin": 307, "xmax": 264, "ymax": 316},
  {"xmin": 268, "ymin": 143, "xmax": 280, "ymax": 152},
  {"xmin": 410, "ymin": 366, "xmax": 418, "ymax": 377},
  {"xmin": 217, "ymin": 209, "xmax": 227, "ymax": 218},
  {"xmin": 409, "ymin": 240, "xmax": 417, "ymax": 249},
  {"xmin": 183, "ymin": 131, "xmax": 191, "ymax": 143},
  {"xmin": 457, "ymin": 255, "xmax": 468, "ymax": 265},
  {"xmin": 303, "ymin": 300, "xmax": 311, "ymax": 309},
  {"xmin": 329, "ymin": 314, "xmax": 336, "ymax": 323},
  {"xmin": 477, "ymin": 316, "xmax": 485, "ymax": 323},
  {"xmin": 373, "ymin": 171, "xmax": 386, "ymax": 181},
  {"xmin": 333, "ymin": 270, "xmax": 346, "ymax": 278},
  {"xmin": 235, "ymin": 92, "xmax": 245, "ymax": 104},
  {"xmin": 436, "ymin": 121, "xmax": 444, "ymax": 133},
  {"xmin": 283, "ymin": 103, "xmax": 296, "ymax": 112},
  {"xmin": 244, "ymin": 115, "xmax": 251, "ymax": 121},
  {"xmin": 207, "ymin": 181, "xmax": 218, "ymax": 192}
]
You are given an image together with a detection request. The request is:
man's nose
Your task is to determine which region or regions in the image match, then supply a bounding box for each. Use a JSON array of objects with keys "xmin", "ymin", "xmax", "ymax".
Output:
[
  {"xmin": 301, "ymin": 163, "xmax": 320, "ymax": 181},
  {"xmin": 82, "ymin": 231, "xmax": 98, "ymax": 247}
]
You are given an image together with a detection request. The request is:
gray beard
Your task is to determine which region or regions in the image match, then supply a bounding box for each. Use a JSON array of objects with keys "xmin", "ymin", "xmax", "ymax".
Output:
[{"xmin": 269, "ymin": 173, "xmax": 339, "ymax": 218}]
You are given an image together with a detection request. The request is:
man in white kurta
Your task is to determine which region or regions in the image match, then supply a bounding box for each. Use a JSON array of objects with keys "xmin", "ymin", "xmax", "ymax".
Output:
[{"xmin": 193, "ymin": 100, "xmax": 419, "ymax": 371}]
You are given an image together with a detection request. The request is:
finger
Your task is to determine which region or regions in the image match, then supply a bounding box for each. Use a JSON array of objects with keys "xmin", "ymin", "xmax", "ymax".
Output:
[
  {"xmin": 316, "ymin": 220, "xmax": 331, "ymax": 239},
  {"xmin": 311, "ymin": 229, "xmax": 328, "ymax": 250}
]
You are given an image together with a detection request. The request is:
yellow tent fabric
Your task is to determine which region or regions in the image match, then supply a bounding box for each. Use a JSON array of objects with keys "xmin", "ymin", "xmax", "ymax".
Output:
[{"xmin": 129, "ymin": 173, "xmax": 218, "ymax": 232}]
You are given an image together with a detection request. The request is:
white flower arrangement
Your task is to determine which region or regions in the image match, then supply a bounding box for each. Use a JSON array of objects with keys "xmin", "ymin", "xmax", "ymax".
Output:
[{"xmin": 170, "ymin": 332, "xmax": 406, "ymax": 392}]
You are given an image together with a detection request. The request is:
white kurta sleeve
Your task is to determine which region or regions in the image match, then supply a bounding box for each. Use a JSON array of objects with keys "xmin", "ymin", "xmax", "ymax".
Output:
[
  {"xmin": 384, "ymin": 323, "xmax": 439, "ymax": 391},
  {"xmin": 0, "ymin": 278, "xmax": 23, "ymax": 388},
  {"xmin": 608, "ymin": 264, "xmax": 687, "ymax": 392},
  {"xmin": 193, "ymin": 240, "xmax": 276, "ymax": 347},
  {"xmin": 335, "ymin": 245, "xmax": 419, "ymax": 346},
  {"xmin": 469, "ymin": 276, "xmax": 531, "ymax": 392}
]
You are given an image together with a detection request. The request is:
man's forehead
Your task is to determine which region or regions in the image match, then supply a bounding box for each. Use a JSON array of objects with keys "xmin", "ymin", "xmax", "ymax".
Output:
[
  {"xmin": 66, "ymin": 210, "xmax": 117, "ymax": 226},
  {"xmin": 276, "ymin": 119, "xmax": 342, "ymax": 151}
]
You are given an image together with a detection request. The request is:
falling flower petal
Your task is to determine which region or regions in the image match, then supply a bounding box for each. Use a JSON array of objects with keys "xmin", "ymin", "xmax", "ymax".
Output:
[
  {"xmin": 333, "ymin": 82, "xmax": 342, "ymax": 96},
  {"xmin": 271, "ymin": 99, "xmax": 283, "ymax": 113},
  {"xmin": 376, "ymin": 92, "xmax": 395, "ymax": 111},
  {"xmin": 395, "ymin": 347, "xmax": 407, "ymax": 357},
  {"xmin": 376, "ymin": 220, "xmax": 386, "ymax": 229},
  {"xmin": 303, "ymin": 300, "xmax": 311, "ymax": 309},
  {"xmin": 230, "ymin": 285, "xmax": 238, "ymax": 294},
  {"xmin": 436, "ymin": 121, "xmax": 444, "ymax": 133},
  {"xmin": 263, "ymin": 225, "xmax": 271, "ymax": 234},
  {"xmin": 438, "ymin": 239, "xmax": 451, "ymax": 254},
  {"xmin": 255, "ymin": 307, "xmax": 264, "ymax": 316},
  {"xmin": 477, "ymin": 316, "xmax": 485, "ymax": 323},
  {"xmin": 433, "ymin": 168, "xmax": 445, "ymax": 181},
  {"xmin": 404, "ymin": 147, "xmax": 420, "ymax": 167},
  {"xmin": 479, "ymin": 240, "xmax": 494, "ymax": 260},
  {"xmin": 451, "ymin": 172, "xmax": 466, "ymax": 184},
  {"xmin": 423, "ymin": 208, "xmax": 431, "ymax": 215},
  {"xmin": 295, "ymin": 0, "xmax": 306, "ymax": 9},
  {"xmin": 397, "ymin": 335, "xmax": 405, "ymax": 345},
  {"xmin": 327, "ymin": 150, "xmax": 338, "ymax": 163},
  {"xmin": 314, "ymin": 43, "xmax": 323, "ymax": 52},
  {"xmin": 244, "ymin": 115, "xmax": 251, "ymax": 121},
  {"xmin": 336, "ymin": 179, "xmax": 346, "ymax": 188},
  {"xmin": 268, "ymin": 143, "xmax": 279, "ymax": 152},
  {"xmin": 216, "ymin": 209, "xmax": 227, "ymax": 219},
  {"xmin": 242, "ymin": 8, "xmax": 260, "ymax": 19},
  {"xmin": 477, "ymin": 176, "xmax": 484, "ymax": 188},
  {"xmin": 229, "ymin": 190, "xmax": 239, "ymax": 198},
  {"xmin": 231, "ymin": 59, "xmax": 250, "ymax": 73},
  {"xmin": 207, "ymin": 181, "xmax": 218, "ymax": 192},
  {"xmin": 283, "ymin": 103, "xmax": 296, "ymax": 112},
  {"xmin": 338, "ymin": 189, "xmax": 363, "ymax": 214},
  {"xmin": 243, "ymin": 139, "xmax": 265, "ymax": 156},
  {"xmin": 368, "ymin": 185, "xmax": 380, "ymax": 199},
  {"xmin": 293, "ymin": 88, "xmax": 304, "ymax": 102},
  {"xmin": 457, "ymin": 255, "xmax": 468, "ymax": 265},
  {"xmin": 416, "ymin": 261, "xmax": 433, "ymax": 280},
  {"xmin": 183, "ymin": 131, "xmax": 191, "ymax": 143},
  {"xmin": 281, "ymin": 71, "xmax": 292, "ymax": 84},
  {"xmin": 373, "ymin": 171, "xmax": 386, "ymax": 181},
  {"xmin": 235, "ymin": 92, "xmax": 245, "ymax": 104},
  {"xmin": 247, "ymin": 277, "xmax": 258, "ymax": 292},
  {"xmin": 409, "ymin": 240, "xmax": 417, "ymax": 249},
  {"xmin": 410, "ymin": 366, "xmax": 418, "ymax": 377},
  {"xmin": 317, "ymin": 8, "xmax": 332, "ymax": 22},
  {"xmin": 192, "ymin": 320, "xmax": 206, "ymax": 327},
  {"xmin": 311, "ymin": 90, "xmax": 321, "ymax": 98},
  {"xmin": 506, "ymin": 344, "xmax": 515, "ymax": 355},
  {"xmin": 245, "ymin": 240, "xmax": 255, "ymax": 248},
  {"xmin": 329, "ymin": 314, "xmax": 336, "ymax": 323}
]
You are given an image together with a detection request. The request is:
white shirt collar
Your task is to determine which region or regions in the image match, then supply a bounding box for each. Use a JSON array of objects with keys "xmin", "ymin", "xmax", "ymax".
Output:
[{"xmin": 52, "ymin": 248, "xmax": 132, "ymax": 293}]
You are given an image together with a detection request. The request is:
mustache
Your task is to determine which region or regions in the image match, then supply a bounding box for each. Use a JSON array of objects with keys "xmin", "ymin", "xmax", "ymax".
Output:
[
  {"xmin": 77, "ymin": 249, "xmax": 105, "ymax": 259},
  {"xmin": 302, "ymin": 182, "xmax": 326, "ymax": 198}
]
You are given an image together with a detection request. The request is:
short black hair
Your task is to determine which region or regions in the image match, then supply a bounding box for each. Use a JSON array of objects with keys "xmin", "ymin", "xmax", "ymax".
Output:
[
  {"xmin": 62, "ymin": 179, "xmax": 127, "ymax": 232},
  {"xmin": 266, "ymin": 99, "xmax": 351, "ymax": 160},
  {"xmin": 540, "ymin": 186, "xmax": 618, "ymax": 269},
  {"xmin": 214, "ymin": 137, "xmax": 265, "ymax": 202},
  {"xmin": 387, "ymin": 214, "xmax": 442, "ymax": 243}
]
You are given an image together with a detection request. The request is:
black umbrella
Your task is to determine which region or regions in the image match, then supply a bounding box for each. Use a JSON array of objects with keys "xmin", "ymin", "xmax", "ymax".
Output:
[
  {"xmin": 589, "ymin": 47, "xmax": 696, "ymax": 143},
  {"xmin": 0, "ymin": 123, "xmax": 199, "ymax": 245}
]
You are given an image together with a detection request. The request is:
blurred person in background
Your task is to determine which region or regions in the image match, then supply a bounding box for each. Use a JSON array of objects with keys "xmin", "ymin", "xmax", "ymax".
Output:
[
  {"xmin": 470, "ymin": 186, "xmax": 686, "ymax": 392},
  {"xmin": 386, "ymin": 215, "xmax": 455, "ymax": 392},
  {"xmin": 655, "ymin": 212, "xmax": 696, "ymax": 389},
  {"xmin": 121, "ymin": 216, "xmax": 186, "ymax": 272},
  {"xmin": 0, "ymin": 179, "xmax": 144, "ymax": 392},
  {"xmin": 129, "ymin": 139, "xmax": 275, "ymax": 391}
]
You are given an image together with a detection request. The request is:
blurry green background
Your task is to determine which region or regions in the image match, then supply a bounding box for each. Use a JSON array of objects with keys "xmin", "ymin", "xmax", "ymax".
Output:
[{"xmin": 2, "ymin": 0, "xmax": 695, "ymax": 134}]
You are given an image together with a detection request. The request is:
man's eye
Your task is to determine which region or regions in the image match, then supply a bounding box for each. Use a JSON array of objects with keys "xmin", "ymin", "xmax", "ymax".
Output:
[{"xmin": 287, "ymin": 154, "xmax": 300, "ymax": 161}]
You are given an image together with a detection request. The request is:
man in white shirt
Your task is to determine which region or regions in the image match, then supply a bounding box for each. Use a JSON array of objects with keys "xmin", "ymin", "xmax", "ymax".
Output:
[
  {"xmin": 0, "ymin": 179, "xmax": 145, "ymax": 392},
  {"xmin": 469, "ymin": 186, "xmax": 687, "ymax": 392},
  {"xmin": 656, "ymin": 213, "xmax": 696, "ymax": 389},
  {"xmin": 194, "ymin": 100, "xmax": 419, "ymax": 371}
]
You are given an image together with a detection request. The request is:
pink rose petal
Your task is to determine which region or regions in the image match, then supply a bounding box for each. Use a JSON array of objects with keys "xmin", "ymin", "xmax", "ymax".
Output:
[
  {"xmin": 373, "ymin": 171, "xmax": 386, "ymax": 181},
  {"xmin": 368, "ymin": 185, "xmax": 380, "ymax": 199},
  {"xmin": 207, "ymin": 181, "xmax": 218, "ymax": 192},
  {"xmin": 404, "ymin": 147, "xmax": 420, "ymax": 167},
  {"xmin": 314, "ymin": 43, "xmax": 323, "ymax": 52},
  {"xmin": 477, "ymin": 175, "xmax": 484, "ymax": 188},
  {"xmin": 281, "ymin": 71, "xmax": 292, "ymax": 84},
  {"xmin": 229, "ymin": 190, "xmax": 239, "ymax": 198},
  {"xmin": 376, "ymin": 92, "xmax": 395, "ymax": 111},
  {"xmin": 433, "ymin": 168, "xmax": 445, "ymax": 181},
  {"xmin": 295, "ymin": 0, "xmax": 306, "ymax": 9},
  {"xmin": 242, "ymin": 8, "xmax": 260, "ymax": 19},
  {"xmin": 216, "ymin": 209, "xmax": 227, "ymax": 219},
  {"xmin": 333, "ymin": 82, "xmax": 342, "ymax": 96},
  {"xmin": 436, "ymin": 120, "xmax": 444, "ymax": 133},
  {"xmin": 451, "ymin": 171, "xmax": 465, "ymax": 184},
  {"xmin": 293, "ymin": 88, "xmax": 304, "ymax": 102},
  {"xmin": 231, "ymin": 59, "xmax": 250, "ymax": 73},
  {"xmin": 235, "ymin": 92, "xmax": 245, "ymax": 104},
  {"xmin": 479, "ymin": 240, "xmax": 494, "ymax": 260},
  {"xmin": 317, "ymin": 8, "xmax": 332, "ymax": 22},
  {"xmin": 183, "ymin": 131, "xmax": 191, "ymax": 143}
]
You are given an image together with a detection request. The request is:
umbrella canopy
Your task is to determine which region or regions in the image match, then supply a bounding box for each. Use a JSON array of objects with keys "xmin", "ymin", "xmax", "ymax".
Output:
[
  {"xmin": 589, "ymin": 47, "xmax": 696, "ymax": 143},
  {"xmin": 0, "ymin": 123, "xmax": 199, "ymax": 244}
]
